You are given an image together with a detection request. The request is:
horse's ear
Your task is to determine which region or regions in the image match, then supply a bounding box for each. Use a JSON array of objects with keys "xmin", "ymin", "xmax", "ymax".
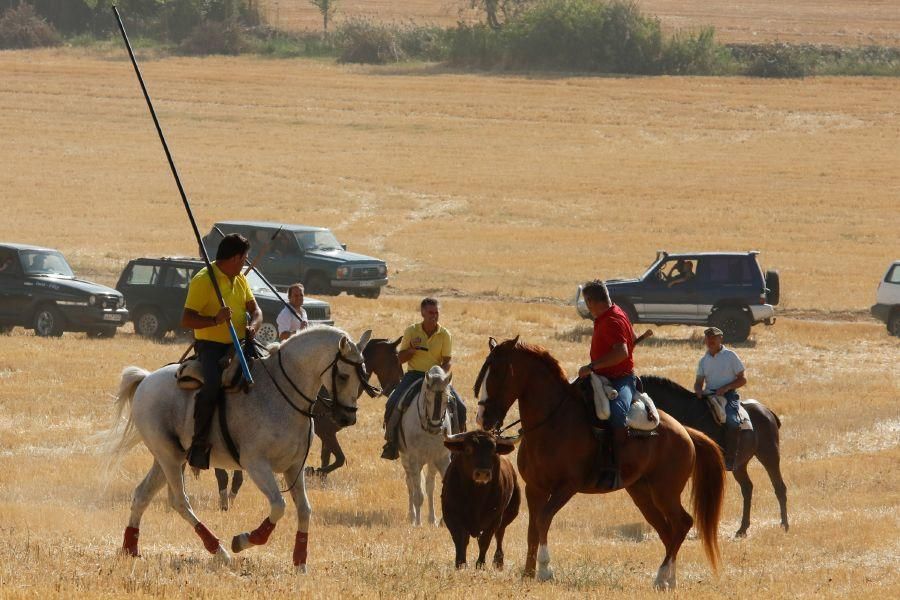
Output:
[
  {"xmin": 444, "ymin": 371, "xmax": 453, "ymax": 385},
  {"xmin": 511, "ymin": 335, "xmax": 520, "ymax": 346},
  {"xmin": 339, "ymin": 335, "xmax": 352, "ymax": 355},
  {"xmin": 358, "ymin": 329, "xmax": 372, "ymax": 353},
  {"xmin": 488, "ymin": 337, "xmax": 497, "ymax": 350}
]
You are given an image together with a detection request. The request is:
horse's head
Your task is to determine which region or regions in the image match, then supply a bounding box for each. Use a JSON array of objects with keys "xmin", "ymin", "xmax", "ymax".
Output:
[
  {"xmin": 362, "ymin": 336, "xmax": 403, "ymax": 396},
  {"xmin": 422, "ymin": 365, "xmax": 453, "ymax": 429},
  {"xmin": 323, "ymin": 329, "xmax": 380, "ymax": 427},
  {"xmin": 444, "ymin": 430, "xmax": 520, "ymax": 485},
  {"xmin": 473, "ymin": 336, "xmax": 523, "ymax": 432}
]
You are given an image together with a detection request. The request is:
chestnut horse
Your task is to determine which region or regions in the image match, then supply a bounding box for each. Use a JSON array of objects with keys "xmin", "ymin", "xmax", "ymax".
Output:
[{"xmin": 474, "ymin": 338, "xmax": 725, "ymax": 589}]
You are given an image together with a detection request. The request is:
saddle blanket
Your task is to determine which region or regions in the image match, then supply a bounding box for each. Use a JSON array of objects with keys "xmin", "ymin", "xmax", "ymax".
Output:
[
  {"xmin": 706, "ymin": 395, "xmax": 754, "ymax": 431},
  {"xmin": 175, "ymin": 353, "xmax": 243, "ymax": 392},
  {"xmin": 572, "ymin": 374, "xmax": 660, "ymax": 432}
]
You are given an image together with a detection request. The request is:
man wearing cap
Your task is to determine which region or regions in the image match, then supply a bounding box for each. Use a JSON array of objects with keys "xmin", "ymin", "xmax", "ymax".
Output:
[
  {"xmin": 380, "ymin": 297, "xmax": 466, "ymax": 460},
  {"xmin": 577, "ymin": 280, "xmax": 637, "ymax": 490},
  {"xmin": 694, "ymin": 327, "xmax": 747, "ymax": 471},
  {"xmin": 181, "ymin": 233, "xmax": 262, "ymax": 469}
]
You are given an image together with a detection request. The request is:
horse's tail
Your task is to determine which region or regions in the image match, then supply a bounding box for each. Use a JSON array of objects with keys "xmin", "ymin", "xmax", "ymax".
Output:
[
  {"xmin": 96, "ymin": 366, "xmax": 149, "ymax": 480},
  {"xmin": 687, "ymin": 426, "xmax": 725, "ymax": 573}
]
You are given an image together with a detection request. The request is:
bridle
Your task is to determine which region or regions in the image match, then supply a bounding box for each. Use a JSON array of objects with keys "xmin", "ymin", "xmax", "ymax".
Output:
[
  {"xmin": 417, "ymin": 382, "xmax": 450, "ymax": 434},
  {"xmin": 259, "ymin": 347, "xmax": 381, "ymax": 419}
]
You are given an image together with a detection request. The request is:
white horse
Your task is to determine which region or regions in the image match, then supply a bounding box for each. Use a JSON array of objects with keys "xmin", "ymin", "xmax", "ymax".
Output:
[
  {"xmin": 398, "ymin": 366, "xmax": 453, "ymax": 526},
  {"xmin": 102, "ymin": 326, "xmax": 376, "ymax": 571}
]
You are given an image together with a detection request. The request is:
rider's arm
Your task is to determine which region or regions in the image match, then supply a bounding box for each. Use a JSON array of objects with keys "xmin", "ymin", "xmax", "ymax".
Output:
[
  {"xmin": 715, "ymin": 370, "xmax": 746, "ymax": 395},
  {"xmin": 580, "ymin": 342, "xmax": 628, "ymax": 375},
  {"xmin": 245, "ymin": 299, "xmax": 263, "ymax": 335},
  {"xmin": 181, "ymin": 307, "xmax": 230, "ymax": 330},
  {"xmin": 397, "ymin": 331, "xmax": 416, "ymax": 364},
  {"xmin": 441, "ymin": 357, "xmax": 452, "ymax": 372},
  {"xmin": 694, "ymin": 375, "xmax": 705, "ymax": 399}
]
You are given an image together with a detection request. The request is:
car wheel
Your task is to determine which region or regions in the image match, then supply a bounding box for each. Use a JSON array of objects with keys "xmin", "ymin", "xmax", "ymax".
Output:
[
  {"xmin": 888, "ymin": 312, "xmax": 900, "ymax": 337},
  {"xmin": 711, "ymin": 308, "xmax": 752, "ymax": 343},
  {"xmin": 33, "ymin": 305, "xmax": 64, "ymax": 337},
  {"xmin": 306, "ymin": 273, "xmax": 333, "ymax": 295},
  {"xmin": 135, "ymin": 308, "xmax": 167, "ymax": 339},
  {"xmin": 256, "ymin": 322, "xmax": 279, "ymax": 345},
  {"xmin": 86, "ymin": 326, "xmax": 117, "ymax": 339},
  {"xmin": 616, "ymin": 301, "xmax": 638, "ymax": 324}
]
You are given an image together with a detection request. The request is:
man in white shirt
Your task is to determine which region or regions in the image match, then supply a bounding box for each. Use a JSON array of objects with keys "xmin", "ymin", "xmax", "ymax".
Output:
[
  {"xmin": 276, "ymin": 282, "xmax": 309, "ymax": 341},
  {"xmin": 694, "ymin": 326, "xmax": 747, "ymax": 471}
]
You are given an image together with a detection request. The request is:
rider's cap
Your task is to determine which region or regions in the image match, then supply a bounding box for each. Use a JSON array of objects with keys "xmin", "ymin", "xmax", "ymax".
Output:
[{"xmin": 704, "ymin": 327, "xmax": 724, "ymax": 337}]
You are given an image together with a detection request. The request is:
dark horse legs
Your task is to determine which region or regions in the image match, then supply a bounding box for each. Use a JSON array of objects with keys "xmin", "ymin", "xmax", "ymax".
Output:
[{"xmin": 215, "ymin": 468, "xmax": 244, "ymax": 511}]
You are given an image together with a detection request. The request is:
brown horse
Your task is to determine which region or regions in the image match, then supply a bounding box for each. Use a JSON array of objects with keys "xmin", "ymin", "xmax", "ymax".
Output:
[{"xmin": 474, "ymin": 337, "xmax": 725, "ymax": 589}]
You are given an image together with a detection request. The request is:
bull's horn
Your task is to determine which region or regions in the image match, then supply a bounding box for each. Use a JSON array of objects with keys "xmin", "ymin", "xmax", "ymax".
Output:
[
  {"xmin": 496, "ymin": 434, "xmax": 522, "ymax": 446},
  {"xmin": 444, "ymin": 432, "xmax": 466, "ymax": 441}
]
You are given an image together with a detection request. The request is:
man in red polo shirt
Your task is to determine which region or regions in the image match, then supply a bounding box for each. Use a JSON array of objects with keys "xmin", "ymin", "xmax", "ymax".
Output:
[{"xmin": 578, "ymin": 280, "xmax": 637, "ymax": 489}]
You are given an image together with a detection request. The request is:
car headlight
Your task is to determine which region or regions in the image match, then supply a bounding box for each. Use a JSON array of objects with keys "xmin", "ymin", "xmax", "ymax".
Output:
[
  {"xmin": 324, "ymin": 306, "xmax": 331, "ymax": 320},
  {"xmin": 88, "ymin": 295, "xmax": 97, "ymax": 306},
  {"xmin": 377, "ymin": 265, "xmax": 386, "ymax": 276},
  {"xmin": 336, "ymin": 267, "xmax": 350, "ymax": 279},
  {"xmin": 117, "ymin": 296, "xmax": 125, "ymax": 309}
]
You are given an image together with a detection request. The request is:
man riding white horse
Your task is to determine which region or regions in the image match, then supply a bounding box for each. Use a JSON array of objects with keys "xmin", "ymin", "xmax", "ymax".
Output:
[
  {"xmin": 181, "ymin": 233, "xmax": 262, "ymax": 470},
  {"xmin": 381, "ymin": 297, "xmax": 466, "ymax": 460}
]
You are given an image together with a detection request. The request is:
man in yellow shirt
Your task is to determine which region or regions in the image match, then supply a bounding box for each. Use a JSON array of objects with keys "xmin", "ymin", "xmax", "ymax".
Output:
[
  {"xmin": 381, "ymin": 297, "xmax": 466, "ymax": 460},
  {"xmin": 181, "ymin": 233, "xmax": 262, "ymax": 469}
]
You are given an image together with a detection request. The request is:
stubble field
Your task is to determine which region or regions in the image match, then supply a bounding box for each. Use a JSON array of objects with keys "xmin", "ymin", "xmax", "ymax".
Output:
[{"xmin": 0, "ymin": 43, "xmax": 898, "ymax": 598}]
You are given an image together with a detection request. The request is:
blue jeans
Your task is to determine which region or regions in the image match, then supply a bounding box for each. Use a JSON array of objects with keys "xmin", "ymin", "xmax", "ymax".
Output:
[
  {"xmin": 723, "ymin": 390, "xmax": 742, "ymax": 429},
  {"xmin": 606, "ymin": 374, "xmax": 636, "ymax": 428},
  {"xmin": 384, "ymin": 370, "xmax": 466, "ymax": 428}
]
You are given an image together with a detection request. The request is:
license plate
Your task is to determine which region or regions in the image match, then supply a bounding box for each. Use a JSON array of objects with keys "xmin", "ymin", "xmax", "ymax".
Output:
[
  {"xmin": 103, "ymin": 313, "xmax": 122, "ymax": 322},
  {"xmin": 359, "ymin": 280, "xmax": 378, "ymax": 287}
]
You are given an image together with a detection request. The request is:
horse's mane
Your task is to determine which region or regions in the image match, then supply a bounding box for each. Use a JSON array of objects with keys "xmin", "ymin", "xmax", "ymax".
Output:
[
  {"xmin": 640, "ymin": 374, "xmax": 694, "ymax": 398},
  {"xmin": 473, "ymin": 338, "xmax": 570, "ymax": 397}
]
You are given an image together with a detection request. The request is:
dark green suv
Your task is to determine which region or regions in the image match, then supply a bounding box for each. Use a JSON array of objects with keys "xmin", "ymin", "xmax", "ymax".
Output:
[
  {"xmin": 202, "ymin": 221, "xmax": 388, "ymax": 299},
  {"xmin": 0, "ymin": 243, "xmax": 128, "ymax": 337},
  {"xmin": 116, "ymin": 257, "xmax": 333, "ymax": 344}
]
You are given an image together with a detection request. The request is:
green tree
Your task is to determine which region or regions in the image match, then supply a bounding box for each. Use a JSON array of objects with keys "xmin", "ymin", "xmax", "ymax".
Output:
[{"xmin": 309, "ymin": 0, "xmax": 337, "ymax": 36}]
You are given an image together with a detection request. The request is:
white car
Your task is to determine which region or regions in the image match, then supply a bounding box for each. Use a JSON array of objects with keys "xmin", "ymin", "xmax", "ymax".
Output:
[{"xmin": 871, "ymin": 260, "xmax": 900, "ymax": 336}]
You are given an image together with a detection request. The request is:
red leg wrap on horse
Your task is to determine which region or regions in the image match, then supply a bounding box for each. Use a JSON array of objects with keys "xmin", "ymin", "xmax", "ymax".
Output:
[
  {"xmin": 122, "ymin": 526, "xmax": 140, "ymax": 557},
  {"xmin": 248, "ymin": 517, "xmax": 276, "ymax": 545},
  {"xmin": 194, "ymin": 522, "xmax": 220, "ymax": 554},
  {"xmin": 293, "ymin": 531, "xmax": 309, "ymax": 566}
]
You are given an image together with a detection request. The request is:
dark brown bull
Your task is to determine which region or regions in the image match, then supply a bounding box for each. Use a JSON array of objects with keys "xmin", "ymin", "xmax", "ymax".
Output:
[{"xmin": 441, "ymin": 431, "xmax": 521, "ymax": 569}]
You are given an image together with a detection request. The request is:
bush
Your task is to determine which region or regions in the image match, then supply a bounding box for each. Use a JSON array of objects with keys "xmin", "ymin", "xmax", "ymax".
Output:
[
  {"xmin": 336, "ymin": 18, "xmax": 403, "ymax": 64},
  {"xmin": 0, "ymin": 3, "xmax": 61, "ymax": 49},
  {"xmin": 448, "ymin": 23, "xmax": 507, "ymax": 68},
  {"xmin": 738, "ymin": 43, "xmax": 816, "ymax": 78},
  {"xmin": 396, "ymin": 23, "xmax": 450, "ymax": 62},
  {"xmin": 660, "ymin": 27, "xmax": 731, "ymax": 75},
  {"xmin": 179, "ymin": 19, "xmax": 245, "ymax": 55}
]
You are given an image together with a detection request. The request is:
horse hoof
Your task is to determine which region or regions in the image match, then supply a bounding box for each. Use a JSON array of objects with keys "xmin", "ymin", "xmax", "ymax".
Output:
[
  {"xmin": 296, "ymin": 563, "xmax": 308, "ymax": 574},
  {"xmin": 231, "ymin": 533, "xmax": 251, "ymax": 553},
  {"xmin": 537, "ymin": 567, "xmax": 554, "ymax": 582},
  {"xmin": 214, "ymin": 546, "xmax": 232, "ymax": 566},
  {"xmin": 735, "ymin": 529, "xmax": 748, "ymax": 538},
  {"xmin": 782, "ymin": 522, "xmax": 790, "ymax": 532},
  {"xmin": 219, "ymin": 491, "xmax": 229, "ymax": 512}
]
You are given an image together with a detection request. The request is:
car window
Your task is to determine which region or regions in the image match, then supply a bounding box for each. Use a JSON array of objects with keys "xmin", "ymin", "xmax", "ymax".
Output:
[
  {"xmin": 0, "ymin": 250, "xmax": 19, "ymax": 277},
  {"xmin": 295, "ymin": 230, "xmax": 341, "ymax": 251},
  {"xmin": 699, "ymin": 257, "xmax": 753, "ymax": 284},
  {"xmin": 163, "ymin": 266, "xmax": 194, "ymax": 289},
  {"xmin": 126, "ymin": 264, "xmax": 160, "ymax": 285},
  {"xmin": 21, "ymin": 250, "xmax": 75, "ymax": 277},
  {"xmin": 887, "ymin": 265, "xmax": 900, "ymax": 284}
]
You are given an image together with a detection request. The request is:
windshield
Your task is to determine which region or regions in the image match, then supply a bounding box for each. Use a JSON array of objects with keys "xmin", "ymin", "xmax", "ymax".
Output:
[
  {"xmin": 244, "ymin": 269, "xmax": 283, "ymax": 298},
  {"xmin": 641, "ymin": 255, "xmax": 667, "ymax": 280},
  {"xmin": 21, "ymin": 250, "xmax": 75, "ymax": 277},
  {"xmin": 295, "ymin": 230, "xmax": 342, "ymax": 251}
]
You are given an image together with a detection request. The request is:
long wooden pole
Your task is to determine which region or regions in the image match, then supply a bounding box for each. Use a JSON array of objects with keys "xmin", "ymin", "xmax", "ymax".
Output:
[{"xmin": 112, "ymin": 5, "xmax": 252, "ymax": 383}]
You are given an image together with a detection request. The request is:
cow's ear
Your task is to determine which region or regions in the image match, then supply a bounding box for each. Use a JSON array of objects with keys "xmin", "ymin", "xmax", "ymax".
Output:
[
  {"xmin": 444, "ymin": 439, "xmax": 466, "ymax": 453},
  {"xmin": 391, "ymin": 336, "xmax": 403, "ymax": 349},
  {"xmin": 495, "ymin": 442, "xmax": 516, "ymax": 455}
]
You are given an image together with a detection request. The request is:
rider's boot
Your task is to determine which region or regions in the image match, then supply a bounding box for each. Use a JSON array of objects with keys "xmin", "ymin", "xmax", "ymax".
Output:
[
  {"xmin": 380, "ymin": 405, "xmax": 402, "ymax": 460},
  {"xmin": 596, "ymin": 427, "xmax": 626, "ymax": 490},
  {"xmin": 723, "ymin": 427, "xmax": 740, "ymax": 471},
  {"xmin": 187, "ymin": 391, "xmax": 215, "ymax": 470}
]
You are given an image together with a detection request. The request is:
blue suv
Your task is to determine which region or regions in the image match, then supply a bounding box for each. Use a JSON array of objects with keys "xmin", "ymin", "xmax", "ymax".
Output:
[{"xmin": 575, "ymin": 251, "xmax": 779, "ymax": 342}]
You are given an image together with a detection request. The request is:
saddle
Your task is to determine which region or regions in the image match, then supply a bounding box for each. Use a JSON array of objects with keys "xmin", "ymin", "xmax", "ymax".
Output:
[
  {"xmin": 576, "ymin": 374, "xmax": 660, "ymax": 433},
  {"xmin": 704, "ymin": 395, "xmax": 754, "ymax": 431},
  {"xmin": 175, "ymin": 340, "xmax": 262, "ymax": 392}
]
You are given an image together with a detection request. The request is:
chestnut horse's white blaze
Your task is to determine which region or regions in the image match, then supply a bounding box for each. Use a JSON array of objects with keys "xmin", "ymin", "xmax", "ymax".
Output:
[{"xmin": 102, "ymin": 326, "xmax": 373, "ymax": 571}]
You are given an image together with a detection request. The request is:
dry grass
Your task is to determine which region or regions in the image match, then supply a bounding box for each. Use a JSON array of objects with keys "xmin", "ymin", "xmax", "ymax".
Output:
[
  {"xmin": 258, "ymin": 0, "xmax": 900, "ymax": 46},
  {"xmin": 0, "ymin": 48, "xmax": 899, "ymax": 597}
]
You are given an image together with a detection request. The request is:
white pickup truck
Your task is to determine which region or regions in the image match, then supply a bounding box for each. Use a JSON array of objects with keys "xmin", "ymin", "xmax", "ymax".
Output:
[{"xmin": 871, "ymin": 260, "xmax": 900, "ymax": 336}]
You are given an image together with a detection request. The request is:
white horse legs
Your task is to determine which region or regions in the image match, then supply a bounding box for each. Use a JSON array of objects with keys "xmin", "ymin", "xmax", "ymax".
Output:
[
  {"xmin": 654, "ymin": 558, "xmax": 677, "ymax": 590},
  {"xmin": 536, "ymin": 543, "xmax": 553, "ymax": 582},
  {"xmin": 231, "ymin": 462, "xmax": 286, "ymax": 554},
  {"xmin": 424, "ymin": 463, "xmax": 438, "ymax": 526},
  {"xmin": 122, "ymin": 460, "xmax": 167, "ymax": 556},
  {"xmin": 286, "ymin": 463, "xmax": 312, "ymax": 573},
  {"xmin": 161, "ymin": 461, "xmax": 231, "ymax": 564},
  {"xmin": 403, "ymin": 459, "xmax": 425, "ymax": 526}
]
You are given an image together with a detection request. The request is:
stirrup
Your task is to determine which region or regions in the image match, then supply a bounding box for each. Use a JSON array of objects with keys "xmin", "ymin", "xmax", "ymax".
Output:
[{"xmin": 187, "ymin": 445, "xmax": 211, "ymax": 470}]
